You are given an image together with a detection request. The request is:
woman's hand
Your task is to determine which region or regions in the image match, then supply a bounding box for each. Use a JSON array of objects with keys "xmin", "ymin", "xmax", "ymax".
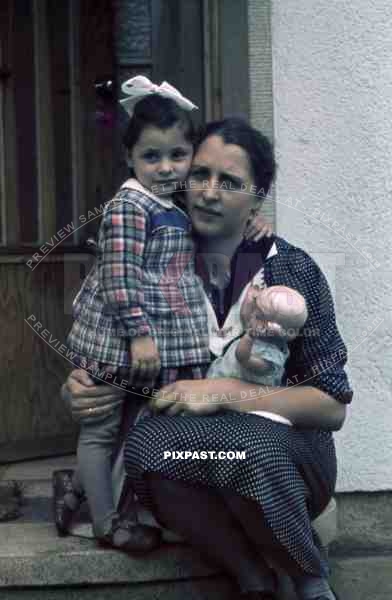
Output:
[
  {"xmin": 244, "ymin": 213, "xmax": 273, "ymax": 241},
  {"xmin": 149, "ymin": 379, "xmax": 225, "ymax": 416},
  {"xmin": 62, "ymin": 369, "xmax": 124, "ymax": 423}
]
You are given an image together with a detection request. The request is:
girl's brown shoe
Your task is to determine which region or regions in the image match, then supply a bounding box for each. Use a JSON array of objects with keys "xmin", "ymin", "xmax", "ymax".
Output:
[{"xmin": 52, "ymin": 469, "xmax": 85, "ymax": 536}]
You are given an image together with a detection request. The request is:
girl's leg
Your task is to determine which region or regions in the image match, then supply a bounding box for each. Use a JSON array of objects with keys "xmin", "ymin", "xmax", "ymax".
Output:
[
  {"xmin": 146, "ymin": 472, "xmax": 277, "ymax": 596},
  {"xmin": 53, "ymin": 402, "xmax": 161, "ymax": 551},
  {"xmin": 77, "ymin": 406, "xmax": 123, "ymax": 536},
  {"xmin": 77, "ymin": 408, "xmax": 161, "ymax": 551},
  {"xmin": 53, "ymin": 399, "xmax": 120, "ymax": 537},
  {"xmin": 53, "ymin": 411, "xmax": 118, "ymax": 538}
]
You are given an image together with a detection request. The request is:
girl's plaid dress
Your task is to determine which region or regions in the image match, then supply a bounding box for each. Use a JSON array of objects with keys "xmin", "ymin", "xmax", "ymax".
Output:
[{"xmin": 67, "ymin": 179, "xmax": 210, "ymax": 382}]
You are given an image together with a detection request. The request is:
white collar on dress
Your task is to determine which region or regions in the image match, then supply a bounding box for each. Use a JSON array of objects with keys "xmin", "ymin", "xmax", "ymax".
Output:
[
  {"xmin": 120, "ymin": 178, "xmax": 175, "ymax": 209},
  {"xmin": 266, "ymin": 241, "xmax": 278, "ymax": 260}
]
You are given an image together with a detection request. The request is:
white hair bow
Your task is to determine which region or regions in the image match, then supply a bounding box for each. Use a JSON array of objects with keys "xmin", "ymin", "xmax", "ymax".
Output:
[{"xmin": 119, "ymin": 75, "xmax": 198, "ymax": 116}]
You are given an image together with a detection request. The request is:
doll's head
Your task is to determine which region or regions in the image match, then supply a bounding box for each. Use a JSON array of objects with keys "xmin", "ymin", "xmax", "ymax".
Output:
[{"xmin": 241, "ymin": 285, "xmax": 308, "ymax": 340}]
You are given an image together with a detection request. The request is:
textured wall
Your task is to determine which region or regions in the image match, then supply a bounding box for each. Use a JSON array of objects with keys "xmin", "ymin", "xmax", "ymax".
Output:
[
  {"xmin": 248, "ymin": 1, "xmax": 275, "ymax": 226},
  {"xmin": 266, "ymin": 2, "xmax": 392, "ymax": 490}
]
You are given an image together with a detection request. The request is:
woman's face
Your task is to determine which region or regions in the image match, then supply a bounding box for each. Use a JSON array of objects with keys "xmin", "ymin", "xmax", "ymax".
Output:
[{"xmin": 186, "ymin": 135, "xmax": 259, "ymax": 240}]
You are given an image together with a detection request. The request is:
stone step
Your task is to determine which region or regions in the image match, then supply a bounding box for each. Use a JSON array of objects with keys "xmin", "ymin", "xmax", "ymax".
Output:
[
  {"xmin": 0, "ymin": 578, "xmax": 234, "ymax": 600},
  {"xmin": 0, "ymin": 458, "xmax": 234, "ymax": 599},
  {"xmin": 0, "ymin": 455, "xmax": 77, "ymax": 481},
  {"xmin": 0, "ymin": 476, "xmax": 293, "ymax": 599},
  {"xmin": 0, "ymin": 521, "xmax": 222, "ymax": 587},
  {"xmin": 1, "ymin": 516, "xmax": 391, "ymax": 600},
  {"xmin": 0, "ymin": 505, "xmax": 234, "ymax": 599},
  {"xmin": 2, "ymin": 457, "xmax": 392, "ymax": 600},
  {"xmin": 329, "ymin": 555, "xmax": 392, "ymax": 600}
]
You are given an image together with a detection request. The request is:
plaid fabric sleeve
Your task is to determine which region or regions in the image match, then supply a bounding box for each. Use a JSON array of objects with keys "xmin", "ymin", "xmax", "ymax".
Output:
[
  {"xmin": 285, "ymin": 251, "xmax": 353, "ymax": 404},
  {"xmin": 98, "ymin": 196, "xmax": 152, "ymax": 339}
]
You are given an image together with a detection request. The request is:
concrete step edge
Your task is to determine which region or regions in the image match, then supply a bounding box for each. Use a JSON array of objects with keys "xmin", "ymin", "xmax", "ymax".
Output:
[{"xmin": 0, "ymin": 523, "xmax": 219, "ymax": 588}]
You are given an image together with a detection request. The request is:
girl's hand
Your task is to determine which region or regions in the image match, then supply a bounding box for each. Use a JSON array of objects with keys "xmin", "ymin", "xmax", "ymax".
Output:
[
  {"xmin": 244, "ymin": 213, "xmax": 273, "ymax": 241},
  {"xmin": 149, "ymin": 379, "xmax": 223, "ymax": 416},
  {"xmin": 129, "ymin": 335, "xmax": 161, "ymax": 387}
]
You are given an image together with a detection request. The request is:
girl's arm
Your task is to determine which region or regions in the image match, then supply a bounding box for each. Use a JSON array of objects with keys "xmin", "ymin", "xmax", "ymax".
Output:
[
  {"xmin": 99, "ymin": 196, "xmax": 160, "ymax": 385},
  {"xmin": 99, "ymin": 196, "xmax": 151, "ymax": 338}
]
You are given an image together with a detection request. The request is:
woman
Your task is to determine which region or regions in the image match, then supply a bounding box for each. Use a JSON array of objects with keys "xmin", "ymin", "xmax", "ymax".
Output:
[{"xmin": 62, "ymin": 118, "xmax": 351, "ymax": 600}]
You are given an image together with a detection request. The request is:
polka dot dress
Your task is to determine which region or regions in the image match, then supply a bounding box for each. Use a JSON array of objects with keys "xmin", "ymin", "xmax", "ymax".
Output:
[
  {"xmin": 125, "ymin": 411, "xmax": 336, "ymax": 576},
  {"xmin": 124, "ymin": 235, "xmax": 352, "ymax": 578}
]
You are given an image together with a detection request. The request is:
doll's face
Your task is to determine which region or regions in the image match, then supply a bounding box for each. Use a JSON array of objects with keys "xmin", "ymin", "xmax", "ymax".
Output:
[
  {"xmin": 240, "ymin": 285, "xmax": 308, "ymax": 337},
  {"xmin": 256, "ymin": 286, "xmax": 308, "ymax": 329}
]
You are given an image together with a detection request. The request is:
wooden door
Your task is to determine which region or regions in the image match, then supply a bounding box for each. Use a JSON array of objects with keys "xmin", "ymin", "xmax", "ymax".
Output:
[
  {"xmin": 0, "ymin": 0, "xmax": 116, "ymax": 462},
  {"xmin": 151, "ymin": 0, "xmax": 205, "ymax": 125}
]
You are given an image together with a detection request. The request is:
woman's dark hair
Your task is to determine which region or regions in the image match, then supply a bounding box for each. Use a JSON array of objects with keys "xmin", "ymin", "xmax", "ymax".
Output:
[
  {"xmin": 196, "ymin": 118, "xmax": 276, "ymax": 198},
  {"xmin": 123, "ymin": 94, "xmax": 197, "ymax": 152}
]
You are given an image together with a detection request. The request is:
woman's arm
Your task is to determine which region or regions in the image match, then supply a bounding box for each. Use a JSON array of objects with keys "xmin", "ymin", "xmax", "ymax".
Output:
[
  {"xmin": 152, "ymin": 252, "xmax": 351, "ymax": 431},
  {"xmin": 150, "ymin": 377, "xmax": 346, "ymax": 431},
  {"xmin": 63, "ymin": 368, "xmax": 345, "ymax": 430},
  {"xmin": 227, "ymin": 379, "xmax": 346, "ymax": 430},
  {"xmin": 62, "ymin": 369, "xmax": 125, "ymax": 422}
]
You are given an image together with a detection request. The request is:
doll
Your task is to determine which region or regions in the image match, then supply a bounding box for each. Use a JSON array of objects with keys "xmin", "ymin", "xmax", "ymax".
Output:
[{"xmin": 207, "ymin": 285, "xmax": 308, "ymax": 387}]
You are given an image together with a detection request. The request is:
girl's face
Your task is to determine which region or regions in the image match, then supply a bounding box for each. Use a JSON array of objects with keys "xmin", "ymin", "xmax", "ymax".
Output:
[
  {"xmin": 186, "ymin": 135, "xmax": 259, "ymax": 240},
  {"xmin": 128, "ymin": 123, "xmax": 193, "ymax": 197}
]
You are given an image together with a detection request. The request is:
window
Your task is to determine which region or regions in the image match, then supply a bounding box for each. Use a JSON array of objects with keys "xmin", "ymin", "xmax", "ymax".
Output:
[{"xmin": 0, "ymin": 0, "xmax": 117, "ymax": 248}]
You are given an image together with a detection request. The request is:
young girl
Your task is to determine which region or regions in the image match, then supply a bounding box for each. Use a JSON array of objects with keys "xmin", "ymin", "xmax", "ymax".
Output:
[
  {"xmin": 54, "ymin": 77, "xmax": 211, "ymax": 552},
  {"xmin": 53, "ymin": 76, "xmax": 273, "ymax": 552}
]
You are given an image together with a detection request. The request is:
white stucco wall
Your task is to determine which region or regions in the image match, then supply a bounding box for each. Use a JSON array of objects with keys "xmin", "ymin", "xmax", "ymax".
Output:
[{"xmin": 250, "ymin": 1, "xmax": 392, "ymax": 491}]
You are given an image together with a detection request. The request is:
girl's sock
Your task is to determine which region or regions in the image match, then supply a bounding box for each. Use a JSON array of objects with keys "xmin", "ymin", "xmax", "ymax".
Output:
[{"xmin": 294, "ymin": 574, "xmax": 336, "ymax": 599}]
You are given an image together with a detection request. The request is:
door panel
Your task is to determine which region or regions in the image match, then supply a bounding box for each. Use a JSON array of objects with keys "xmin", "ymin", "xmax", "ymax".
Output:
[
  {"xmin": 0, "ymin": 254, "xmax": 94, "ymax": 462},
  {"xmin": 151, "ymin": 0, "xmax": 205, "ymax": 125},
  {"xmin": 0, "ymin": 0, "xmax": 115, "ymax": 462}
]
